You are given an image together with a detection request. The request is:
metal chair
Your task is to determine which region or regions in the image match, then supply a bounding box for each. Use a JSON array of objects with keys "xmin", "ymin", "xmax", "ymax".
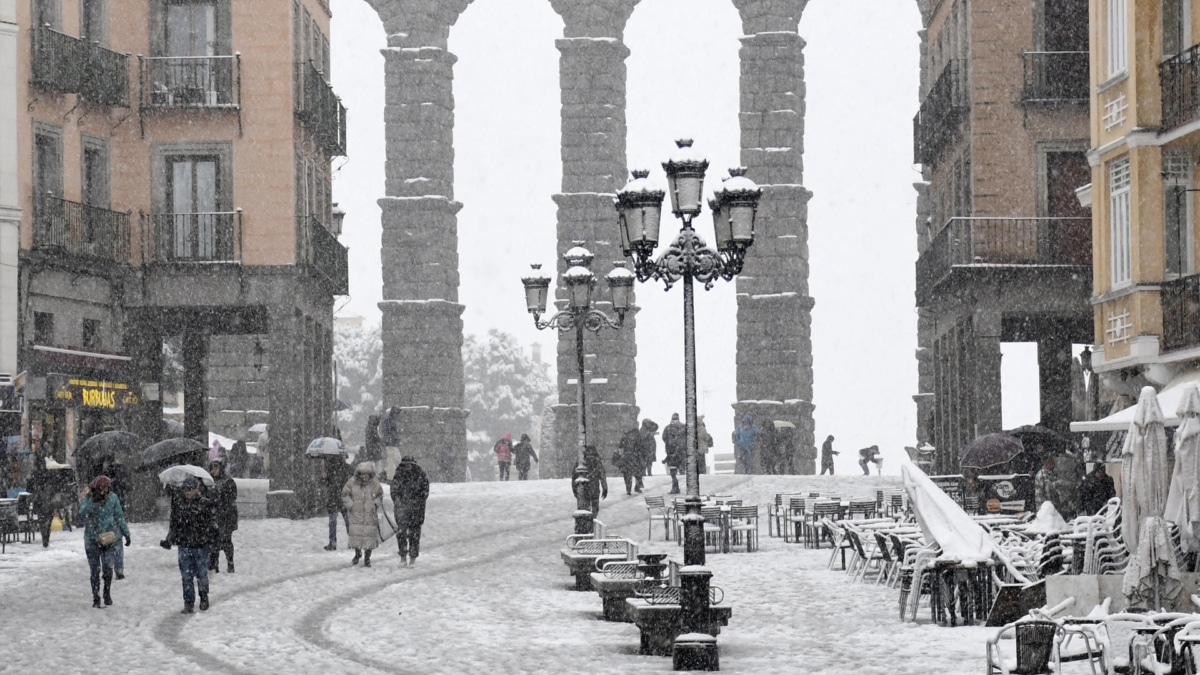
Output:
[
  {"xmin": 985, "ymin": 619, "xmax": 1063, "ymax": 675},
  {"xmin": 727, "ymin": 505, "xmax": 760, "ymax": 552},
  {"xmin": 644, "ymin": 495, "xmax": 671, "ymax": 541}
]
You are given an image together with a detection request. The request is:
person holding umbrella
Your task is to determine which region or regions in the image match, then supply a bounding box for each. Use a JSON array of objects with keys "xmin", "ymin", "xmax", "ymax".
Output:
[
  {"xmin": 390, "ymin": 456, "xmax": 429, "ymax": 567},
  {"xmin": 207, "ymin": 458, "xmax": 238, "ymax": 573},
  {"xmin": 162, "ymin": 476, "xmax": 215, "ymax": 613},
  {"xmin": 321, "ymin": 454, "xmax": 352, "ymax": 551},
  {"xmin": 78, "ymin": 475, "xmax": 129, "ymax": 608},
  {"xmin": 341, "ymin": 463, "xmax": 383, "ymax": 567}
]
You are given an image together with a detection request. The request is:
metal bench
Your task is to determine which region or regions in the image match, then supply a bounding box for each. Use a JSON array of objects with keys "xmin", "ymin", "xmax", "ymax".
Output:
[{"xmin": 560, "ymin": 537, "xmax": 638, "ymax": 591}]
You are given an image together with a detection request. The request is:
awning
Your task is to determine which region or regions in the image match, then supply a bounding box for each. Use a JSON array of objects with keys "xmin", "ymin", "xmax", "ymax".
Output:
[{"xmin": 1070, "ymin": 369, "xmax": 1200, "ymax": 432}]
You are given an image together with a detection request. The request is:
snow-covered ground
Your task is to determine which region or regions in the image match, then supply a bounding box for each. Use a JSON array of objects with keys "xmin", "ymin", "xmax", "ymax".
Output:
[{"xmin": 1, "ymin": 473, "xmax": 1086, "ymax": 674}]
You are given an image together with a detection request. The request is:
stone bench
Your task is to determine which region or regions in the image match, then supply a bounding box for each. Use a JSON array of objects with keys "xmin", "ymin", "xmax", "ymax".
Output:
[
  {"xmin": 625, "ymin": 589, "xmax": 732, "ymax": 657},
  {"xmin": 560, "ymin": 537, "xmax": 638, "ymax": 591},
  {"xmin": 589, "ymin": 558, "xmax": 680, "ymax": 623}
]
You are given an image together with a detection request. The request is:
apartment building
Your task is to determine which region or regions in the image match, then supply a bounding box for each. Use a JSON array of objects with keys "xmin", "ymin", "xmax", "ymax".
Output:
[
  {"xmin": 14, "ymin": 0, "xmax": 347, "ymax": 508},
  {"xmin": 913, "ymin": 0, "xmax": 1093, "ymax": 472},
  {"xmin": 1076, "ymin": 0, "xmax": 1200, "ymax": 431}
]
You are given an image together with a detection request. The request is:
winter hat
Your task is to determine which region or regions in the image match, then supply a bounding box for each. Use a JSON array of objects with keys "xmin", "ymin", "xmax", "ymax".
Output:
[
  {"xmin": 181, "ymin": 476, "xmax": 199, "ymax": 489},
  {"xmin": 503, "ymin": 432, "xmax": 512, "ymax": 440},
  {"xmin": 671, "ymin": 413, "xmax": 680, "ymax": 421},
  {"xmin": 355, "ymin": 462, "xmax": 375, "ymax": 476},
  {"xmin": 90, "ymin": 475, "xmax": 111, "ymax": 491},
  {"xmin": 520, "ymin": 433, "xmax": 531, "ymax": 442},
  {"xmin": 400, "ymin": 455, "xmax": 416, "ymax": 464}
]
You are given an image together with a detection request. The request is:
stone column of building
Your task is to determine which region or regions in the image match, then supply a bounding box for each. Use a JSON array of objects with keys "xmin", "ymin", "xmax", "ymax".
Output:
[
  {"xmin": 731, "ymin": 0, "xmax": 816, "ymax": 474},
  {"xmin": 374, "ymin": 5, "xmax": 468, "ymax": 482},
  {"xmin": 182, "ymin": 330, "xmax": 209, "ymax": 440},
  {"xmin": 1037, "ymin": 334, "xmax": 1073, "ymax": 433},
  {"xmin": 547, "ymin": 0, "xmax": 640, "ymax": 478},
  {"xmin": 973, "ymin": 308, "xmax": 1004, "ymax": 445},
  {"xmin": 267, "ymin": 305, "xmax": 303, "ymax": 511}
]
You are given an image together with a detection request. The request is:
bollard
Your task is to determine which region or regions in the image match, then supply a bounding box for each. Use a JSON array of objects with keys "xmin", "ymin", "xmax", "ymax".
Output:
[{"xmin": 673, "ymin": 632, "xmax": 718, "ymax": 671}]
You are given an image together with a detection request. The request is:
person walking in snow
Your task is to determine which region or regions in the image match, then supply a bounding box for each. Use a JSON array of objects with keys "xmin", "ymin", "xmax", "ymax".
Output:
[
  {"xmin": 512, "ymin": 433, "xmax": 539, "ymax": 480},
  {"xmin": 733, "ymin": 414, "xmax": 759, "ymax": 474},
  {"xmin": 615, "ymin": 424, "xmax": 644, "ymax": 494},
  {"xmin": 858, "ymin": 445, "xmax": 880, "ymax": 476},
  {"xmin": 321, "ymin": 455, "xmax": 352, "ymax": 551},
  {"xmin": 206, "ymin": 458, "xmax": 238, "ymax": 574},
  {"xmin": 342, "ymin": 462, "xmax": 383, "ymax": 567},
  {"xmin": 697, "ymin": 415, "xmax": 713, "ymax": 474},
  {"xmin": 662, "ymin": 413, "xmax": 686, "ymax": 494},
  {"xmin": 78, "ymin": 475, "xmax": 130, "ymax": 608},
  {"xmin": 637, "ymin": 419, "xmax": 658, "ymax": 477},
  {"xmin": 28, "ymin": 452, "xmax": 60, "ymax": 547},
  {"xmin": 493, "ymin": 432, "xmax": 514, "ymax": 481},
  {"xmin": 572, "ymin": 445, "xmax": 607, "ymax": 516},
  {"xmin": 390, "ymin": 456, "xmax": 430, "ymax": 567},
  {"xmin": 162, "ymin": 476, "xmax": 214, "ymax": 613},
  {"xmin": 820, "ymin": 435, "xmax": 838, "ymax": 476}
]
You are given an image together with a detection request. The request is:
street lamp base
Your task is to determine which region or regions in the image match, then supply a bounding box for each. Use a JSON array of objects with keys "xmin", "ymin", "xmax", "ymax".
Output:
[
  {"xmin": 673, "ymin": 632, "xmax": 719, "ymax": 671},
  {"xmin": 573, "ymin": 509, "xmax": 594, "ymax": 535}
]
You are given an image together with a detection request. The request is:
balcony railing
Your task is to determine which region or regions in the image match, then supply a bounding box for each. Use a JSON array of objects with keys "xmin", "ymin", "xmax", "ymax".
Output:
[
  {"xmin": 1162, "ymin": 275, "xmax": 1200, "ymax": 352},
  {"xmin": 1021, "ymin": 51, "xmax": 1089, "ymax": 103},
  {"xmin": 302, "ymin": 216, "xmax": 349, "ymax": 294},
  {"xmin": 915, "ymin": 217, "xmax": 1092, "ymax": 303},
  {"xmin": 30, "ymin": 27, "xmax": 128, "ymax": 106},
  {"xmin": 145, "ymin": 211, "xmax": 242, "ymax": 263},
  {"xmin": 33, "ymin": 195, "xmax": 131, "ymax": 263},
  {"xmin": 1161, "ymin": 43, "xmax": 1200, "ymax": 130},
  {"xmin": 295, "ymin": 61, "xmax": 347, "ymax": 157},
  {"xmin": 913, "ymin": 59, "xmax": 969, "ymax": 166},
  {"xmin": 139, "ymin": 55, "xmax": 240, "ymax": 110}
]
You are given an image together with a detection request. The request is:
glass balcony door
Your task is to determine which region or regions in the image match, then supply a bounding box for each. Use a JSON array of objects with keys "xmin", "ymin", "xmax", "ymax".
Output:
[{"xmin": 170, "ymin": 156, "xmax": 218, "ymax": 260}]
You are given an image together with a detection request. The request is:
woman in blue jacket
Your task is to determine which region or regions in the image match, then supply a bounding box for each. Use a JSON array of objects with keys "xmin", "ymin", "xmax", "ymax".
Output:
[{"xmin": 78, "ymin": 475, "xmax": 130, "ymax": 608}]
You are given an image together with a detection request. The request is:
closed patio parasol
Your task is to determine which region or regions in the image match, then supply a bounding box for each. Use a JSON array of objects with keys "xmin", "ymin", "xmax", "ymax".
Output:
[
  {"xmin": 1121, "ymin": 386, "xmax": 1183, "ymax": 610},
  {"xmin": 1165, "ymin": 383, "xmax": 1200, "ymax": 553},
  {"xmin": 960, "ymin": 433, "xmax": 1024, "ymax": 470}
]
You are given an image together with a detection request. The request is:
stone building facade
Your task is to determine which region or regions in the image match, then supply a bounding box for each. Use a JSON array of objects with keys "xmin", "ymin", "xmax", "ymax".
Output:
[{"xmin": 363, "ymin": 0, "xmax": 815, "ymax": 476}]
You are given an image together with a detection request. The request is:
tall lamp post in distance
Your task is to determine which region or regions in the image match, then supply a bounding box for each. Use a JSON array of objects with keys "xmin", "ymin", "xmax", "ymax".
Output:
[
  {"xmin": 521, "ymin": 244, "xmax": 634, "ymax": 535},
  {"xmin": 615, "ymin": 139, "xmax": 761, "ymax": 671}
]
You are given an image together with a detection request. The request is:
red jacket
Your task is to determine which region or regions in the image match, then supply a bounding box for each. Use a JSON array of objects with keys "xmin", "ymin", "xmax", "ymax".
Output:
[{"xmin": 494, "ymin": 439, "xmax": 513, "ymax": 461}]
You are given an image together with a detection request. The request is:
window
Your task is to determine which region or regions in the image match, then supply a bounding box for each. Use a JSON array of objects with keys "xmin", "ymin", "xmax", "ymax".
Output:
[
  {"xmin": 1039, "ymin": 0, "xmax": 1089, "ymax": 52},
  {"xmin": 170, "ymin": 156, "xmax": 219, "ymax": 258},
  {"xmin": 33, "ymin": 124, "xmax": 63, "ymax": 220},
  {"xmin": 32, "ymin": 0, "xmax": 61, "ymax": 30},
  {"xmin": 81, "ymin": 0, "xmax": 108, "ymax": 46},
  {"xmin": 82, "ymin": 137, "xmax": 109, "ymax": 208},
  {"xmin": 152, "ymin": 142, "xmax": 233, "ymax": 260},
  {"xmin": 1109, "ymin": 156, "xmax": 1132, "ymax": 286},
  {"xmin": 33, "ymin": 312, "xmax": 55, "ymax": 345},
  {"xmin": 1163, "ymin": 148, "xmax": 1194, "ymax": 277},
  {"xmin": 1163, "ymin": 0, "xmax": 1190, "ymax": 57},
  {"xmin": 165, "ymin": 0, "xmax": 217, "ymax": 57},
  {"xmin": 82, "ymin": 319, "xmax": 101, "ymax": 350},
  {"xmin": 1108, "ymin": 0, "xmax": 1128, "ymax": 76}
]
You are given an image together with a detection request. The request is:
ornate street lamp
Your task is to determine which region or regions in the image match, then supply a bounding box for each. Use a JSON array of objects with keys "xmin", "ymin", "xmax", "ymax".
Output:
[
  {"xmin": 615, "ymin": 139, "xmax": 761, "ymax": 671},
  {"xmin": 521, "ymin": 244, "xmax": 630, "ymax": 534}
]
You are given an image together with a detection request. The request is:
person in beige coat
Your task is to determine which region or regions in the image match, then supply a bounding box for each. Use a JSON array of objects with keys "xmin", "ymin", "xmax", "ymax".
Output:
[{"xmin": 341, "ymin": 462, "xmax": 383, "ymax": 567}]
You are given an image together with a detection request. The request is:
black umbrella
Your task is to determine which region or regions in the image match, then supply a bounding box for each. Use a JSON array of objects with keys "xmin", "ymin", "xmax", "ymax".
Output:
[
  {"xmin": 135, "ymin": 437, "xmax": 205, "ymax": 472},
  {"xmin": 960, "ymin": 433, "xmax": 1024, "ymax": 469},
  {"xmin": 1007, "ymin": 424, "xmax": 1069, "ymax": 453},
  {"xmin": 75, "ymin": 430, "xmax": 142, "ymax": 467}
]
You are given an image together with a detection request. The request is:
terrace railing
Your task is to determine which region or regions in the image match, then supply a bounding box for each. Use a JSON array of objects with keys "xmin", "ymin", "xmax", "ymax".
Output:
[
  {"xmin": 1161, "ymin": 42, "xmax": 1200, "ymax": 131},
  {"xmin": 1020, "ymin": 51, "xmax": 1088, "ymax": 103},
  {"xmin": 145, "ymin": 211, "xmax": 242, "ymax": 263},
  {"xmin": 33, "ymin": 195, "xmax": 131, "ymax": 263},
  {"xmin": 913, "ymin": 59, "xmax": 968, "ymax": 166},
  {"xmin": 1162, "ymin": 275, "xmax": 1200, "ymax": 352}
]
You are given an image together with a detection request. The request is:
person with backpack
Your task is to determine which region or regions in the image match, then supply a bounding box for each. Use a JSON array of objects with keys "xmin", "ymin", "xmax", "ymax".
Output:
[
  {"xmin": 493, "ymin": 433, "xmax": 514, "ymax": 481},
  {"xmin": 512, "ymin": 433, "xmax": 538, "ymax": 480},
  {"xmin": 390, "ymin": 456, "xmax": 430, "ymax": 567}
]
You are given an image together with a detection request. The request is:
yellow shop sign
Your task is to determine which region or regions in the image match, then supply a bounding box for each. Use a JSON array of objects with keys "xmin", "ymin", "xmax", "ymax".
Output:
[{"xmin": 51, "ymin": 378, "xmax": 140, "ymax": 409}]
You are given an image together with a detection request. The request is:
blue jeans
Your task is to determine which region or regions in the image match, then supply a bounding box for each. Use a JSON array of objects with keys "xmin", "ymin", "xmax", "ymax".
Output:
[
  {"xmin": 84, "ymin": 538, "xmax": 116, "ymax": 596},
  {"xmin": 112, "ymin": 537, "xmax": 124, "ymax": 572},
  {"xmin": 328, "ymin": 510, "xmax": 348, "ymax": 543},
  {"xmin": 177, "ymin": 546, "xmax": 209, "ymax": 605}
]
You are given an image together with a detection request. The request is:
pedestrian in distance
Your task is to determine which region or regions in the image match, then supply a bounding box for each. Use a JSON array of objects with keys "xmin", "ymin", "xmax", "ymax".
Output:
[
  {"xmin": 227, "ymin": 439, "xmax": 249, "ymax": 479},
  {"xmin": 342, "ymin": 462, "xmax": 383, "ymax": 567},
  {"xmin": 206, "ymin": 458, "xmax": 238, "ymax": 573},
  {"xmin": 494, "ymin": 432, "xmax": 514, "ymax": 481},
  {"xmin": 820, "ymin": 435, "xmax": 838, "ymax": 476},
  {"xmin": 1079, "ymin": 462, "xmax": 1116, "ymax": 516},
  {"xmin": 78, "ymin": 475, "xmax": 130, "ymax": 609},
  {"xmin": 362, "ymin": 414, "xmax": 385, "ymax": 477},
  {"xmin": 733, "ymin": 414, "xmax": 759, "ymax": 474},
  {"xmin": 161, "ymin": 476, "xmax": 214, "ymax": 614},
  {"xmin": 105, "ymin": 459, "xmax": 131, "ymax": 578},
  {"xmin": 28, "ymin": 452, "xmax": 59, "ymax": 547},
  {"xmin": 512, "ymin": 433, "xmax": 539, "ymax": 480},
  {"xmin": 390, "ymin": 456, "xmax": 430, "ymax": 567},
  {"xmin": 662, "ymin": 413, "xmax": 686, "ymax": 494},
  {"xmin": 697, "ymin": 415, "xmax": 713, "ymax": 474},
  {"xmin": 322, "ymin": 455, "xmax": 352, "ymax": 551},
  {"xmin": 615, "ymin": 425, "xmax": 644, "ymax": 494},
  {"xmin": 572, "ymin": 446, "xmax": 608, "ymax": 517},
  {"xmin": 858, "ymin": 445, "xmax": 880, "ymax": 476},
  {"xmin": 637, "ymin": 419, "xmax": 658, "ymax": 477}
]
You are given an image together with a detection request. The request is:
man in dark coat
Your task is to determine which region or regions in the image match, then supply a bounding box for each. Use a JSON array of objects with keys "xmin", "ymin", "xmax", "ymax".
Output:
[
  {"xmin": 27, "ymin": 452, "xmax": 59, "ymax": 547},
  {"xmin": 162, "ymin": 476, "xmax": 215, "ymax": 613},
  {"xmin": 512, "ymin": 433, "xmax": 539, "ymax": 480},
  {"xmin": 819, "ymin": 435, "xmax": 838, "ymax": 476},
  {"xmin": 1079, "ymin": 462, "xmax": 1116, "ymax": 515},
  {"xmin": 662, "ymin": 413, "xmax": 686, "ymax": 494},
  {"xmin": 322, "ymin": 455, "xmax": 352, "ymax": 551},
  {"xmin": 616, "ymin": 425, "xmax": 644, "ymax": 494},
  {"xmin": 572, "ymin": 446, "xmax": 608, "ymax": 516},
  {"xmin": 207, "ymin": 458, "xmax": 238, "ymax": 573},
  {"xmin": 390, "ymin": 456, "xmax": 430, "ymax": 567},
  {"xmin": 637, "ymin": 419, "xmax": 658, "ymax": 477}
]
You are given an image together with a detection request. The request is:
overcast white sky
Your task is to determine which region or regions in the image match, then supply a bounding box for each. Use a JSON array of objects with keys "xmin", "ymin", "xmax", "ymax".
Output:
[{"xmin": 329, "ymin": 0, "xmax": 1043, "ymax": 472}]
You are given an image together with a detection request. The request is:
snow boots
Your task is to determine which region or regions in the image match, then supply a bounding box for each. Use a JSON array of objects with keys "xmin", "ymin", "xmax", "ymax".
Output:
[
  {"xmin": 181, "ymin": 604, "xmax": 195, "ymax": 614},
  {"xmin": 92, "ymin": 595, "xmax": 101, "ymax": 609},
  {"xmin": 351, "ymin": 549, "xmax": 361, "ymax": 565},
  {"xmin": 199, "ymin": 593, "xmax": 209, "ymax": 611},
  {"xmin": 227, "ymin": 561, "xmax": 234, "ymax": 573},
  {"xmin": 363, "ymin": 550, "xmax": 372, "ymax": 567},
  {"xmin": 324, "ymin": 541, "xmax": 337, "ymax": 551}
]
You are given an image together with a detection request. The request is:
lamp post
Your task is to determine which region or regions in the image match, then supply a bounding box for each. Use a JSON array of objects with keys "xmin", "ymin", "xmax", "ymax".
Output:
[
  {"xmin": 615, "ymin": 139, "xmax": 761, "ymax": 671},
  {"xmin": 521, "ymin": 243, "xmax": 633, "ymax": 534}
]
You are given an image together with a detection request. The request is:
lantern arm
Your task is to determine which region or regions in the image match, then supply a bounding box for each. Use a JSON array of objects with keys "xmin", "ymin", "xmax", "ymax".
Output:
[
  {"xmin": 532, "ymin": 307, "xmax": 624, "ymax": 334},
  {"xmin": 644, "ymin": 227, "xmax": 738, "ymax": 291}
]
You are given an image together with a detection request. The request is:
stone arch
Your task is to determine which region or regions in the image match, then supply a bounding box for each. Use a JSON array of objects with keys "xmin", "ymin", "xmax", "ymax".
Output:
[{"xmin": 367, "ymin": 0, "xmax": 814, "ymax": 479}]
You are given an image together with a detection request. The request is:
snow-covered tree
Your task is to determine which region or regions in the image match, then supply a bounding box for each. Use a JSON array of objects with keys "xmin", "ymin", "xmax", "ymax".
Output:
[{"xmin": 333, "ymin": 320, "xmax": 382, "ymax": 446}]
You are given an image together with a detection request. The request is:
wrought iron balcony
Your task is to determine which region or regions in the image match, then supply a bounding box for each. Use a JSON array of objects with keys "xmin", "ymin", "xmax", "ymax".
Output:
[
  {"xmin": 30, "ymin": 27, "xmax": 128, "ymax": 106},
  {"xmin": 295, "ymin": 61, "xmax": 347, "ymax": 157},
  {"xmin": 1162, "ymin": 275, "xmax": 1200, "ymax": 352},
  {"xmin": 915, "ymin": 217, "xmax": 1092, "ymax": 304},
  {"xmin": 145, "ymin": 211, "xmax": 242, "ymax": 263},
  {"xmin": 33, "ymin": 195, "xmax": 131, "ymax": 263},
  {"xmin": 302, "ymin": 216, "xmax": 348, "ymax": 295},
  {"xmin": 139, "ymin": 55, "xmax": 241, "ymax": 109},
  {"xmin": 1020, "ymin": 51, "xmax": 1089, "ymax": 103},
  {"xmin": 913, "ymin": 59, "xmax": 968, "ymax": 166},
  {"xmin": 1161, "ymin": 43, "xmax": 1200, "ymax": 130}
]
